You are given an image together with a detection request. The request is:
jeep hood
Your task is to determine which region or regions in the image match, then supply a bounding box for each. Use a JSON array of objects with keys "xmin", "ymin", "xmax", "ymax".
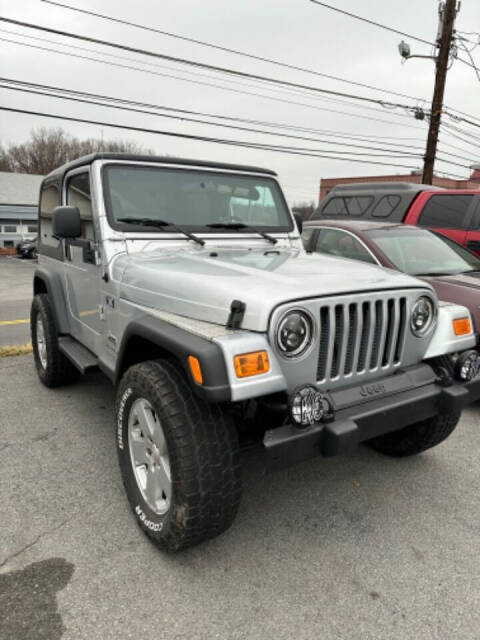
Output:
[{"xmin": 114, "ymin": 247, "xmax": 430, "ymax": 331}]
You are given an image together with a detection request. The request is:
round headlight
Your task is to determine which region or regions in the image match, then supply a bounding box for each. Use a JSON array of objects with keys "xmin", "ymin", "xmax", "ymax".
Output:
[
  {"xmin": 277, "ymin": 310, "xmax": 313, "ymax": 357},
  {"xmin": 410, "ymin": 296, "xmax": 435, "ymax": 337}
]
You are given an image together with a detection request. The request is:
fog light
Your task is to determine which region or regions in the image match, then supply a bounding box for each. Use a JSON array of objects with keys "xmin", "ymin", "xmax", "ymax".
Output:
[
  {"xmin": 455, "ymin": 350, "xmax": 480, "ymax": 382},
  {"xmin": 290, "ymin": 385, "xmax": 332, "ymax": 427}
]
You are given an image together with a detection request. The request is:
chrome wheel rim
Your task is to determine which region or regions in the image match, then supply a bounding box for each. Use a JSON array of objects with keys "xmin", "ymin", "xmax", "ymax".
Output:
[
  {"xmin": 128, "ymin": 398, "xmax": 171, "ymax": 515},
  {"xmin": 36, "ymin": 316, "xmax": 47, "ymax": 369}
]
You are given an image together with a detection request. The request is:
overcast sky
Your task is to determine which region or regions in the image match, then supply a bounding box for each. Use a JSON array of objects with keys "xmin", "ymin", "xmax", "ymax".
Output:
[{"xmin": 1, "ymin": 0, "xmax": 479, "ymax": 205}]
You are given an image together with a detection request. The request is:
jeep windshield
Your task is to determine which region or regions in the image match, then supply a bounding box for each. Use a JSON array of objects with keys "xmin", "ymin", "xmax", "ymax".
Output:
[{"xmin": 103, "ymin": 165, "xmax": 293, "ymax": 234}]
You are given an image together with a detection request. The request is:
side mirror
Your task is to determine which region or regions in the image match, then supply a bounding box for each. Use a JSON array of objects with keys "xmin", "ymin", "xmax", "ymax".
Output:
[
  {"xmin": 52, "ymin": 206, "xmax": 81, "ymax": 238},
  {"xmin": 293, "ymin": 212, "xmax": 303, "ymax": 235}
]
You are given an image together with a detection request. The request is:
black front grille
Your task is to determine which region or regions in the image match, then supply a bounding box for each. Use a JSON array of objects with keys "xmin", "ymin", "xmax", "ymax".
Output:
[{"xmin": 317, "ymin": 296, "xmax": 407, "ymax": 382}]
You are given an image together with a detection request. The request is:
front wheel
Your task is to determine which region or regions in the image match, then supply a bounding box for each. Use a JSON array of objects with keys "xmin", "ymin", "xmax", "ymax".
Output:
[
  {"xmin": 116, "ymin": 359, "xmax": 242, "ymax": 552},
  {"xmin": 366, "ymin": 411, "xmax": 461, "ymax": 457}
]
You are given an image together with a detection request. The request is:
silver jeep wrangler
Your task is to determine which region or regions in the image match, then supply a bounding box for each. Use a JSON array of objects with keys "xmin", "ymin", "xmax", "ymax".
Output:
[{"xmin": 31, "ymin": 153, "xmax": 480, "ymax": 552}]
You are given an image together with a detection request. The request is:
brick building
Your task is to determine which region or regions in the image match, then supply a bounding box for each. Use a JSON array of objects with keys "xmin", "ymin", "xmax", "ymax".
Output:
[{"xmin": 319, "ymin": 165, "xmax": 480, "ymax": 204}]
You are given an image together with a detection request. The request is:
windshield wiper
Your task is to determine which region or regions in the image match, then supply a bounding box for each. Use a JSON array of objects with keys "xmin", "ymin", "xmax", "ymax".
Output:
[
  {"xmin": 206, "ymin": 222, "xmax": 277, "ymax": 244},
  {"xmin": 117, "ymin": 217, "xmax": 205, "ymax": 246}
]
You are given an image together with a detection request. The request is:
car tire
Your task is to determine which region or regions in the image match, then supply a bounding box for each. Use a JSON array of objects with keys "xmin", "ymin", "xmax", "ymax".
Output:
[
  {"xmin": 366, "ymin": 411, "xmax": 461, "ymax": 457},
  {"xmin": 31, "ymin": 294, "xmax": 80, "ymax": 387},
  {"xmin": 116, "ymin": 359, "xmax": 242, "ymax": 552}
]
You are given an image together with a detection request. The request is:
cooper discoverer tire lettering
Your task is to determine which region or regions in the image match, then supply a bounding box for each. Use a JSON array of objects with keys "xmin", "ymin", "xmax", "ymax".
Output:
[{"xmin": 115, "ymin": 359, "xmax": 242, "ymax": 552}]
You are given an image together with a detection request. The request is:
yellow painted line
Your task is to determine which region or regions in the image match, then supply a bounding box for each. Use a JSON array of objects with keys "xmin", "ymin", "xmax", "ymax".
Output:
[
  {"xmin": 0, "ymin": 343, "xmax": 33, "ymax": 357},
  {"xmin": 0, "ymin": 318, "xmax": 30, "ymax": 326}
]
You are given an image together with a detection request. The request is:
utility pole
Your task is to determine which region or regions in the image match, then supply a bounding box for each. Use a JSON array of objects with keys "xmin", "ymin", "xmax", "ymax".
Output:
[{"xmin": 422, "ymin": 0, "xmax": 458, "ymax": 184}]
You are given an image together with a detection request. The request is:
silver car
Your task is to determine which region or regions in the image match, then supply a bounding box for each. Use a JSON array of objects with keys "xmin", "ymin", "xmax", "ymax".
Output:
[{"xmin": 30, "ymin": 153, "xmax": 480, "ymax": 552}]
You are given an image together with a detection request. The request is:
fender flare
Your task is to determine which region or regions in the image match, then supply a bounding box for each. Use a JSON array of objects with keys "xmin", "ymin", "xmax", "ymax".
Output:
[
  {"xmin": 33, "ymin": 267, "xmax": 70, "ymax": 334},
  {"xmin": 115, "ymin": 315, "xmax": 231, "ymax": 402}
]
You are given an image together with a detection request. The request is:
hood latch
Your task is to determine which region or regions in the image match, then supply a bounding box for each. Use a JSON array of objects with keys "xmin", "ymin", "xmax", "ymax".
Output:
[{"xmin": 226, "ymin": 300, "xmax": 246, "ymax": 329}]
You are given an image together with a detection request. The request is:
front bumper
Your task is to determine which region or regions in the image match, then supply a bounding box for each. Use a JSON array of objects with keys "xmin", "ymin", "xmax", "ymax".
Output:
[{"xmin": 264, "ymin": 364, "xmax": 480, "ymax": 472}]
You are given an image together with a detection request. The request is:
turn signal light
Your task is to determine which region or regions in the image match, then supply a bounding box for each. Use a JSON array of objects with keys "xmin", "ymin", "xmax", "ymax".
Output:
[
  {"xmin": 453, "ymin": 317, "xmax": 472, "ymax": 336},
  {"xmin": 188, "ymin": 355, "xmax": 203, "ymax": 384},
  {"xmin": 234, "ymin": 351, "xmax": 270, "ymax": 378}
]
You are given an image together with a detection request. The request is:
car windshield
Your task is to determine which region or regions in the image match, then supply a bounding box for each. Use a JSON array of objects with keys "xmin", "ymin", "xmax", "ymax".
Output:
[
  {"xmin": 103, "ymin": 165, "xmax": 292, "ymax": 233},
  {"xmin": 365, "ymin": 227, "xmax": 480, "ymax": 276}
]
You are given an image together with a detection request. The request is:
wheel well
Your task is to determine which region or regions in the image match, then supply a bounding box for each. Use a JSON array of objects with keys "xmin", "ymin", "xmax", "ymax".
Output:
[
  {"xmin": 34, "ymin": 277, "xmax": 48, "ymax": 295},
  {"xmin": 118, "ymin": 336, "xmax": 174, "ymax": 379}
]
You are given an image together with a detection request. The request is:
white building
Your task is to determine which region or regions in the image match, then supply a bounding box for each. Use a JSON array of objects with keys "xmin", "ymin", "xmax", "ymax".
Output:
[{"xmin": 0, "ymin": 172, "xmax": 43, "ymax": 248}]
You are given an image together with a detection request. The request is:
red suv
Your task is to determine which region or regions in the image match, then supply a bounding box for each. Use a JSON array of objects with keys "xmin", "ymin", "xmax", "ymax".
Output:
[{"xmin": 313, "ymin": 182, "xmax": 480, "ymax": 254}]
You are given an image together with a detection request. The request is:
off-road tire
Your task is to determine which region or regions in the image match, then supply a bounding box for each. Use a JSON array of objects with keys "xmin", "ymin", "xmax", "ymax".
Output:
[
  {"xmin": 366, "ymin": 411, "xmax": 461, "ymax": 457},
  {"xmin": 116, "ymin": 359, "xmax": 242, "ymax": 552},
  {"xmin": 31, "ymin": 294, "xmax": 80, "ymax": 387}
]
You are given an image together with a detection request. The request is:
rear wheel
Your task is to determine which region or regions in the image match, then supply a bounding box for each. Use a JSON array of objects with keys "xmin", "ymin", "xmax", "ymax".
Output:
[
  {"xmin": 31, "ymin": 294, "xmax": 80, "ymax": 387},
  {"xmin": 116, "ymin": 359, "xmax": 242, "ymax": 552},
  {"xmin": 366, "ymin": 411, "xmax": 461, "ymax": 457}
]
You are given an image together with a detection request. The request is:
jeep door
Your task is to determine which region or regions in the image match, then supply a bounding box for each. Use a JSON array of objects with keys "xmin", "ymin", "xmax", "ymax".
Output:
[{"xmin": 63, "ymin": 168, "xmax": 103, "ymax": 353}]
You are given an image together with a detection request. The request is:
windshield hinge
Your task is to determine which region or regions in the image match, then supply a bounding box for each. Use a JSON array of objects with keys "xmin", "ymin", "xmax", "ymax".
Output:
[{"xmin": 226, "ymin": 300, "xmax": 246, "ymax": 329}]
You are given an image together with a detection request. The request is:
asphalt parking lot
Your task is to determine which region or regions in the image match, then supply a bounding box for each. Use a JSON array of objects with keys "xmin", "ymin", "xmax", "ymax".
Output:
[
  {"xmin": 1, "ymin": 258, "xmax": 480, "ymax": 639},
  {"xmin": 0, "ymin": 255, "xmax": 35, "ymax": 348}
]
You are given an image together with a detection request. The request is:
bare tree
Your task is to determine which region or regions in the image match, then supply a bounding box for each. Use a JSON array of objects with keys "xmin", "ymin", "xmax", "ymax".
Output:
[
  {"xmin": 292, "ymin": 201, "xmax": 315, "ymax": 220},
  {"xmin": 1, "ymin": 128, "xmax": 154, "ymax": 175},
  {"xmin": 0, "ymin": 144, "xmax": 9, "ymax": 171}
]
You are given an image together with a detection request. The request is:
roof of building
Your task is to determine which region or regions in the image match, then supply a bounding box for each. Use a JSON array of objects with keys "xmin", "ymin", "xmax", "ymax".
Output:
[
  {"xmin": 44, "ymin": 152, "xmax": 277, "ymax": 182},
  {"xmin": 0, "ymin": 172, "xmax": 43, "ymax": 206},
  {"xmin": 0, "ymin": 205, "xmax": 38, "ymax": 220}
]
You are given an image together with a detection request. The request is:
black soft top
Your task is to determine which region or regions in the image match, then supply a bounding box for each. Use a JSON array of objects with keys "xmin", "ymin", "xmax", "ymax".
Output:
[{"xmin": 43, "ymin": 152, "xmax": 277, "ymax": 184}]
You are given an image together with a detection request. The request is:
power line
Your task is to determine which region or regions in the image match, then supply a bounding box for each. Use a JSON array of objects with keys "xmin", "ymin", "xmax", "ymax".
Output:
[
  {"xmin": 453, "ymin": 47, "xmax": 480, "ymax": 75},
  {"xmin": 0, "ymin": 85, "xmax": 472, "ymax": 171},
  {"xmin": 456, "ymin": 39, "xmax": 480, "ymax": 81},
  {"xmin": 309, "ymin": 0, "xmax": 477, "ymax": 85},
  {"xmin": 309, "ymin": 0, "xmax": 436, "ymax": 47},
  {"xmin": 441, "ymin": 120, "xmax": 480, "ymax": 145},
  {"xmin": 2, "ymin": 77, "xmax": 475, "ymax": 165},
  {"xmin": 0, "ymin": 73, "xmax": 423, "ymax": 148},
  {"xmin": 0, "ymin": 105, "xmax": 430, "ymax": 170},
  {"xmin": 40, "ymin": 0, "xmax": 429, "ymax": 104},
  {"xmin": 0, "ymin": 81, "xmax": 427, "ymax": 160},
  {"xmin": 0, "ymin": 16, "xmax": 426, "ymax": 114},
  {"xmin": 0, "ymin": 28, "xmax": 421, "ymax": 123},
  {"xmin": 39, "ymin": 0, "xmax": 480, "ymax": 126},
  {"xmin": 1, "ymin": 35, "xmax": 430, "ymax": 130}
]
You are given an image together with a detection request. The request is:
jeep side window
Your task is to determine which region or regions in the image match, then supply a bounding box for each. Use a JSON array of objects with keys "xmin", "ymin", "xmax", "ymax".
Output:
[
  {"xmin": 417, "ymin": 195, "xmax": 473, "ymax": 229},
  {"xmin": 66, "ymin": 172, "xmax": 94, "ymax": 240},
  {"xmin": 315, "ymin": 229, "xmax": 376, "ymax": 264},
  {"xmin": 39, "ymin": 181, "xmax": 61, "ymax": 256}
]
